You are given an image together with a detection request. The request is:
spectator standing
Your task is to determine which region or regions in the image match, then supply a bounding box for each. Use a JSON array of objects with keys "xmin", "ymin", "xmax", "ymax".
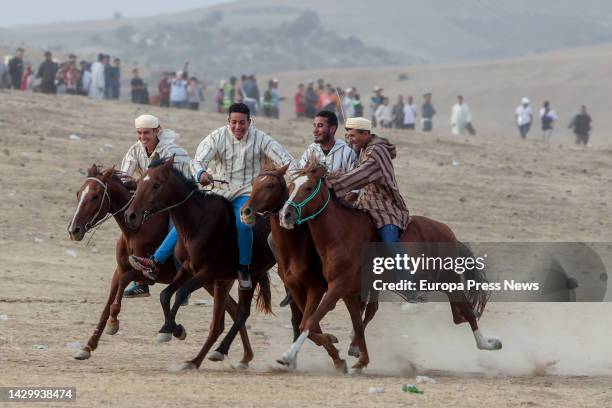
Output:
[
  {"xmin": 375, "ymin": 97, "xmax": 393, "ymax": 128},
  {"xmin": 304, "ymin": 81, "xmax": 319, "ymax": 118},
  {"xmin": 187, "ymin": 77, "xmax": 204, "ymax": 110},
  {"xmin": 89, "ymin": 54, "xmax": 106, "ymax": 100},
  {"xmin": 20, "ymin": 64, "xmax": 33, "ymax": 91},
  {"xmin": 214, "ymin": 80, "xmax": 225, "ymax": 113},
  {"xmin": 392, "ymin": 95, "xmax": 405, "ymax": 128},
  {"xmin": 130, "ymin": 68, "xmax": 148, "ymax": 104},
  {"xmin": 539, "ymin": 101, "xmax": 558, "ymax": 143},
  {"xmin": 403, "ymin": 95, "xmax": 417, "ymax": 130},
  {"xmin": 170, "ymin": 71, "xmax": 189, "ymax": 108},
  {"xmin": 109, "ymin": 58, "xmax": 121, "ymax": 99},
  {"xmin": 450, "ymin": 95, "xmax": 472, "ymax": 135},
  {"xmin": 515, "ymin": 97, "xmax": 533, "ymax": 139},
  {"xmin": 353, "ymin": 93, "xmax": 364, "ymax": 117},
  {"xmin": 421, "ymin": 93, "xmax": 436, "ymax": 132},
  {"xmin": 157, "ymin": 72, "xmax": 170, "ymax": 107},
  {"xmin": 370, "ymin": 86, "xmax": 384, "ymax": 126},
  {"xmin": 37, "ymin": 51, "xmax": 59, "ymax": 94},
  {"xmin": 294, "ymin": 83, "xmax": 305, "ymax": 118},
  {"xmin": 568, "ymin": 105, "xmax": 592, "ymax": 146},
  {"xmin": 78, "ymin": 61, "xmax": 91, "ymax": 96},
  {"xmin": 8, "ymin": 48, "xmax": 25, "ymax": 90},
  {"xmin": 342, "ymin": 87, "xmax": 356, "ymax": 119}
]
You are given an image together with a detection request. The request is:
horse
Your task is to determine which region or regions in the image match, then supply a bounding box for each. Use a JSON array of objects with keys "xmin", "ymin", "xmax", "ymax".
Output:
[
  {"xmin": 276, "ymin": 159, "xmax": 502, "ymax": 370},
  {"xmin": 123, "ymin": 156, "xmax": 275, "ymax": 370},
  {"xmin": 240, "ymin": 163, "xmax": 379, "ymax": 372},
  {"xmin": 67, "ymin": 164, "xmax": 255, "ymax": 366}
]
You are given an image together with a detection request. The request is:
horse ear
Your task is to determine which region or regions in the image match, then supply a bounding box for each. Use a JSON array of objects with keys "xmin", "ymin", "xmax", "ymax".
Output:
[
  {"xmin": 101, "ymin": 167, "xmax": 115, "ymax": 182},
  {"xmin": 87, "ymin": 163, "xmax": 99, "ymax": 177},
  {"xmin": 151, "ymin": 152, "xmax": 161, "ymax": 162},
  {"xmin": 276, "ymin": 162, "xmax": 290, "ymax": 176},
  {"xmin": 164, "ymin": 154, "xmax": 175, "ymax": 168}
]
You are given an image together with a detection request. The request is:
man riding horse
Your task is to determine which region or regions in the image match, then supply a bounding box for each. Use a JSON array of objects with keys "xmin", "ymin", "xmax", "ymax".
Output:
[
  {"xmin": 121, "ymin": 114, "xmax": 191, "ymax": 298},
  {"xmin": 129, "ymin": 103, "xmax": 294, "ymax": 290}
]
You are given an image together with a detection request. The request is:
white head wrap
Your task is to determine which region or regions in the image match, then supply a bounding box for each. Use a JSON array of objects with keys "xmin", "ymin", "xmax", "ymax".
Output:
[
  {"xmin": 134, "ymin": 114, "xmax": 160, "ymax": 129},
  {"xmin": 345, "ymin": 117, "xmax": 372, "ymax": 131},
  {"xmin": 521, "ymin": 97, "xmax": 530, "ymax": 104}
]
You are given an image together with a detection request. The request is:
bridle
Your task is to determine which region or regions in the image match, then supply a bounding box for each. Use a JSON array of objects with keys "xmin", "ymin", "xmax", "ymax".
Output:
[
  {"xmin": 250, "ymin": 171, "xmax": 289, "ymax": 217},
  {"xmin": 286, "ymin": 177, "xmax": 331, "ymax": 225},
  {"xmin": 82, "ymin": 177, "xmax": 134, "ymax": 232}
]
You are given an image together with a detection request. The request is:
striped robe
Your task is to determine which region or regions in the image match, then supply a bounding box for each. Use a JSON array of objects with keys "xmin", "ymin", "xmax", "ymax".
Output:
[
  {"xmin": 295, "ymin": 139, "xmax": 357, "ymax": 173},
  {"xmin": 120, "ymin": 129, "xmax": 191, "ymax": 178},
  {"xmin": 191, "ymin": 125, "xmax": 294, "ymax": 200},
  {"xmin": 328, "ymin": 136, "xmax": 410, "ymax": 230}
]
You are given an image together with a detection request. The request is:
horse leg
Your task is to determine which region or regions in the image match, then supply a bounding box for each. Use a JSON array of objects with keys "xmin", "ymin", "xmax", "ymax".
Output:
[
  {"xmin": 349, "ymin": 301, "xmax": 378, "ymax": 358},
  {"xmin": 159, "ymin": 266, "xmax": 190, "ymax": 340},
  {"xmin": 278, "ymin": 283, "xmax": 343, "ymax": 369},
  {"xmin": 107, "ymin": 268, "xmax": 139, "ymax": 336},
  {"xmin": 454, "ymin": 300, "xmax": 502, "ymax": 350},
  {"xmin": 74, "ymin": 267, "xmax": 121, "ymax": 360},
  {"xmin": 181, "ymin": 280, "xmax": 233, "ymax": 370},
  {"xmin": 157, "ymin": 273, "xmax": 205, "ymax": 343},
  {"xmin": 204, "ymin": 284, "xmax": 255, "ymax": 367},
  {"xmin": 210, "ymin": 283, "xmax": 254, "ymax": 369},
  {"xmin": 343, "ymin": 295, "xmax": 370, "ymax": 372}
]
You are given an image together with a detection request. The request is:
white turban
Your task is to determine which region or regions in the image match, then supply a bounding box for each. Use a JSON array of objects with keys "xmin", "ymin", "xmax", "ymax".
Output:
[
  {"xmin": 345, "ymin": 117, "xmax": 372, "ymax": 131},
  {"xmin": 521, "ymin": 97, "xmax": 530, "ymax": 104},
  {"xmin": 134, "ymin": 114, "xmax": 160, "ymax": 129}
]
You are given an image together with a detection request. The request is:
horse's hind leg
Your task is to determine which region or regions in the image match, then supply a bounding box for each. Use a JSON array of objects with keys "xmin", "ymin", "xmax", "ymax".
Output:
[
  {"xmin": 210, "ymin": 284, "xmax": 254, "ymax": 369},
  {"xmin": 344, "ymin": 295, "xmax": 370, "ymax": 371},
  {"xmin": 181, "ymin": 280, "xmax": 233, "ymax": 370},
  {"xmin": 453, "ymin": 299, "xmax": 502, "ymax": 351},
  {"xmin": 75, "ymin": 267, "xmax": 121, "ymax": 360},
  {"xmin": 349, "ymin": 301, "xmax": 378, "ymax": 357}
]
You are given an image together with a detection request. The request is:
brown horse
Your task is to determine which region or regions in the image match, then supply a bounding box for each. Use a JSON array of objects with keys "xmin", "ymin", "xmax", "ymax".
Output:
[
  {"xmin": 276, "ymin": 160, "xmax": 502, "ymax": 370},
  {"xmin": 123, "ymin": 156, "xmax": 275, "ymax": 370},
  {"xmin": 240, "ymin": 163, "xmax": 378, "ymax": 371},
  {"xmin": 67, "ymin": 165, "xmax": 254, "ymax": 365}
]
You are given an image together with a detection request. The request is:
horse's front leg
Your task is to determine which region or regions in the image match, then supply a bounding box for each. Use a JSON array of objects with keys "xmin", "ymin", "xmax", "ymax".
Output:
[
  {"xmin": 158, "ymin": 266, "xmax": 190, "ymax": 341},
  {"xmin": 106, "ymin": 268, "xmax": 139, "ymax": 336},
  {"xmin": 74, "ymin": 267, "xmax": 121, "ymax": 360}
]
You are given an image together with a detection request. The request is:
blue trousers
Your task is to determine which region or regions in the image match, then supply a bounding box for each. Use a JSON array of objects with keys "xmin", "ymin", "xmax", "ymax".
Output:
[
  {"xmin": 378, "ymin": 224, "xmax": 400, "ymax": 243},
  {"xmin": 153, "ymin": 195, "xmax": 253, "ymax": 266}
]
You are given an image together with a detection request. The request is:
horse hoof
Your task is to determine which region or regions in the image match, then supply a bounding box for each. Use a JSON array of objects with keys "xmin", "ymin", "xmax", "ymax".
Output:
[
  {"xmin": 173, "ymin": 324, "xmax": 187, "ymax": 341},
  {"xmin": 325, "ymin": 333, "xmax": 339, "ymax": 344},
  {"xmin": 276, "ymin": 355, "xmax": 296, "ymax": 370},
  {"xmin": 485, "ymin": 337, "xmax": 503, "ymax": 350},
  {"xmin": 208, "ymin": 350, "xmax": 225, "ymax": 362},
  {"xmin": 350, "ymin": 366, "xmax": 364, "ymax": 375},
  {"xmin": 231, "ymin": 362, "xmax": 249, "ymax": 370},
  {"xmin": 74, "ymin": 349, "xmax": 91, "ymax": 360},
  {"xmin": 178, "ymin": 361, "xmax": 197, "ymax": 371},
  {"xmin": 105, "ymin": 320, "xmax": 119, "ymax": 335},
  {"xmin": 157, "ymin": 332, "xmax": 172, "ymax": 343},
  {"xmin": 348, "ymin": 345, "xmax": 360, "ymax": 358},
  {"xmin": 334, "ymin": 359, "xmax": 348, "ymax": 374}
]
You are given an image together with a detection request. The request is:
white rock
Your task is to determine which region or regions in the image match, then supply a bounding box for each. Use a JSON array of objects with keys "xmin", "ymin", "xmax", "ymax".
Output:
[{"xmin": 66, "ymin": 249, "xmax": 78, "ymax": 257}]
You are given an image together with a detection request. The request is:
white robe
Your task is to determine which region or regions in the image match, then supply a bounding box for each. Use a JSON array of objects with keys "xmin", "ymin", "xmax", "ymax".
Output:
[
  {"xmin": 89, "ymin": 62, "xmax": 105, "ymax": 100},
  {"xmin": 451, "ymin": 103, "xmax": 472, "ymax": 135}
]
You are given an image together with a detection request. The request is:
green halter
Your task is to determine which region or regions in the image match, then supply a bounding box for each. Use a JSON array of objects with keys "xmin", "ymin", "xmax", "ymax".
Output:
[{"xmin": 287, "ymin": 178, "xmax": 331, "ymax": 225}]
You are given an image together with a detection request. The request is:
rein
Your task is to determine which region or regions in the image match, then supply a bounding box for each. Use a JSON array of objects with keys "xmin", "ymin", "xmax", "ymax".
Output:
[
  {"xmin": 142, "ymin": 189, "xmax": 197, "ymax": 222},
  {"xmin": 287, "ymin": 178, "xmax": 331, "ymax": 225}
]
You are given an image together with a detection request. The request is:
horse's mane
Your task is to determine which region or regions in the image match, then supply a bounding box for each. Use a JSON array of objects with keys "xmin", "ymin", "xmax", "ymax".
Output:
[
  {"xmin": 291, "ymin": 154, "xmax": 328, "ymax": 179},
  {"xmin": 148, "ymin": 156, "xmax": 219, "ymax": 202},
  {"xmin": 87, "ymin": 165, "xmax": 137, "ymax": 191}
]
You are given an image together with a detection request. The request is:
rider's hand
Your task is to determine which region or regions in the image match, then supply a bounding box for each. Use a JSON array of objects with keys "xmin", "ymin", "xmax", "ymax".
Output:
[{"xmin": 199, "ymin": 172, "xmax": 213, "ymax": 186}]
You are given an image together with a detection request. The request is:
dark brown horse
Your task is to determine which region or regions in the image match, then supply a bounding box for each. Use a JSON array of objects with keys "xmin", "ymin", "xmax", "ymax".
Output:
[
  {"xmin": 276, "ymin": 160, "xmax": 502, "ymax": 370},
  {"xmin": 240, "ymin": 163, "xmax": 378, "ymax": 372},
  {"xmin": 124, "ymin": 156, "xmax": 275, "ymax": 370},
  {"xmin": 67, "ymin": 165, "xmax": 254, "ymax": 365}
]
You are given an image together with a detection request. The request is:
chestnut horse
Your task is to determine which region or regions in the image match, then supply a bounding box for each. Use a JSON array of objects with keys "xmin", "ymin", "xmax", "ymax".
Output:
[
  {"xmin": 67, "ymin": 165, "xmax": 254, "ymax": 366},
  {"xmin": 124, "ymin": 156, "xmax": 275, "ymax": 370},
  {"xmin": 277, "ymin": 160, "xmax": 502, "ymax": 370},
  {"xmin": 240, "ymin": 163, "xmax": 379, "ymax": 372}
]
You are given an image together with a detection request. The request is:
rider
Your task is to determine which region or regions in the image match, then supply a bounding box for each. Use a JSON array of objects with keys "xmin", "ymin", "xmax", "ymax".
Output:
[
  {"xmin": 325, "ymin": 117, "xmax": 410, "ymax": 243},
  {"xmin": 129, "ymin": 103, "xmax": 295, "ymax": 290},
  {"xmin": 121, "ymin": 114, "xmax": 191, "ymax": 298}
]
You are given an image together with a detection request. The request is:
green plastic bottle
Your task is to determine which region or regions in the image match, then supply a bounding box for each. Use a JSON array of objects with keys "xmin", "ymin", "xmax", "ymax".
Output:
[{"xmin": 402, "ymin": 384, "xmax": 423, "ymax": 394}]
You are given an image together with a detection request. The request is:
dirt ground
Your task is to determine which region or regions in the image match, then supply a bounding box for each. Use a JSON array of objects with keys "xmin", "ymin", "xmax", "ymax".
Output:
[{"xmin": 0, "ymin": 90, "xmax": 611, "ymax": 407}]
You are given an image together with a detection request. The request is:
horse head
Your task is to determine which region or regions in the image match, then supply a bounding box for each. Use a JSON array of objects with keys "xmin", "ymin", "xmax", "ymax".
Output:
[
  {"xmin": 67, "ymin": 164, "xmax": 114, "ymax": 241},
  {"xmin": 124, "ymin": 154, "xmax": 175, "ymax": 230},
  {"xmin": 279, "ymin": 157, "xmax": 328, "ymax": 229},
  {"xmin": 241, "ymin": 163, "xmax": 290, "ymax": 226}
]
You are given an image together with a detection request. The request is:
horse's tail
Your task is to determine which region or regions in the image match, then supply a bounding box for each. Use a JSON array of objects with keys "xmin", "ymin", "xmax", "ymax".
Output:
[
  {"xmin": 459, "ymin": 242, "xmax": 491, "ymax": 319},
  {"xmin": 255, "ymin": 271, "xmax": 274, "ymax": 315}
]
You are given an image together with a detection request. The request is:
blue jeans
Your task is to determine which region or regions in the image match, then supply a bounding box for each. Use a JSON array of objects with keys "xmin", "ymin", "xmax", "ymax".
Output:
[
  {"xmin": 378, "ymin": 224, "xmax": 400, "ymax": 243},
  {"xmin": 519, "ymin": 123, "xmax": 531, "ymax": 139},
  {"xmin": 154, "ymin": 196, "xmax": 253, "ymax": 266}
]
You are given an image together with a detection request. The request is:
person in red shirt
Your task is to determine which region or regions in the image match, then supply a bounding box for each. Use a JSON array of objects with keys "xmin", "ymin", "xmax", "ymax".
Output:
[
  {"xmin": 157, "ymin": 72, "xmax": 170, "ymax": 107},
  {"xmin": 294, "ymin": 83, "xmax": 305, "ymax": 118}
]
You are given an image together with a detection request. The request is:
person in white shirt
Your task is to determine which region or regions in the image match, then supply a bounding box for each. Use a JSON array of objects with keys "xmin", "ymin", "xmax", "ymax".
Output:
[
  {"xmin": 539, "ymin": 100, "xmax": 558, "ymax": 143},
  {"xmin": 170, "ymin": 71, "xmax": 189, "ymax": 109},
  {"xmin": 129, "ymin": 103, "xmax": 294, "ymax": 290},
  {"xmin": 375, "ymin": 97, "xmax": 393, "ymax": 128},
  {"xmin": 450, "ymin": 95, "xmax": 472, "ymax": 135},
  {"xmin": 516, "ymin": 97, "xmax": 533, "ymax": 139},
  {"xmin": 342, "ymin": 88, "xmax": 356, "ymax": 120},
  {"xmin": 403, "ymin": 95, "xmax": 417, "ymax": 130},
  {"xmin": 88, "ymin": 54, "xmax": 106, "ymax": 100}
]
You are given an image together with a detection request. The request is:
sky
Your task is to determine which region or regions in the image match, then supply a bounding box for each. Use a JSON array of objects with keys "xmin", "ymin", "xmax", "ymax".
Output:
[{"xmin": 0, "ymin": 0, "xmax": 233, "ymax": 28}]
